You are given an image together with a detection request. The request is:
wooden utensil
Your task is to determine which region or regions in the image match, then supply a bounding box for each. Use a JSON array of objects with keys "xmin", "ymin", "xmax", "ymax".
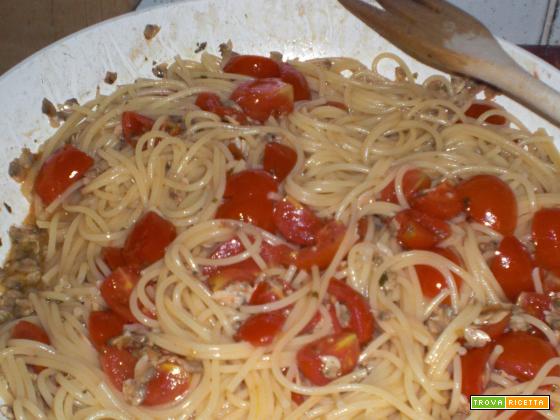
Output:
[{"xmin": 338, "ymin": 0, "xmax": 560, "ymax": 125}]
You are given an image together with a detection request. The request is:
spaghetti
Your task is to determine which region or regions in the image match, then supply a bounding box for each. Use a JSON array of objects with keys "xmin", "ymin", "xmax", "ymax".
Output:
[{"xmin": 1, "ymin": 45, "xmax": 560, "ymax": 419}]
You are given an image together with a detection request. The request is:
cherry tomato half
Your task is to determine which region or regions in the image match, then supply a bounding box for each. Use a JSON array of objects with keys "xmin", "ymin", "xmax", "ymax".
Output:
[
  {"xmin": 195, "ymin": 92, "xmax": 247, "ymax": 124},
  {"xmin": 216, "ymin": 170, "xmax": 279, "ymax": 232},
  {"xmin": 263, "ymin": 142, "xmax": 297, "ymax": 182},
  {"xmin": 415, "ymin": 247, "xmax": 462, "ymax": 304},
  {"xmin": 100, "ymin": 346, "xmax": 137, "ymax": 391},
  {"xmin": 34, "ymin": 144, "xmax": 94, "ymax": 205},
  {"xmin": 476, "ymin": 313, "xmax": 511, "ymax": 341},
  {"xmin": 143, "ymin": 360, "xmax": 191, "ymax": 406},
  {"xmin": 495, "ymin": 331, "xmax": 559, "ymax": 381},
  {"xmin": 249, "ymin": 281, "xmax": 286, "ymax": 305},
  {"xmin": 11, "ymin": 320, "xmax": 50, "ymax": 344},
  {"xmin": 122, "ymin": 111, "xmax": 155, "ymax": 147},
  {"xmin": 410, "ymin": 181, "xmax": 463, "ymax": 220},
  {"xmin": 465, "ymin": 103, "xmax": 507, "ymax": 125},
  {"xmin": 100, "ymin": 266, "xmax": 140, "ymax": 322},
  {"xmin": 490, "ymin": 236, "xmax": 534, "ymax": 302},
  {"xmin": 461, "ymin": 344, "xmax": 492, "ymax": 397},
  {"xmin": 101, "ymin": 247, "xmax": 127, "ymax": 271},
  {"xmin": 230, "ymin": 78, "xmax": 294, "ymax": 123},
  {"xmin": 235, "ymin": 311, "xmax": 286, "ymax": 346},
  {"xmin": 273, "ymin": 197, "xmax": 323, "ymax": 245},
  {"xmin": 379, "ymin": 169, "xmax": 431, "ymax": 204},
  {"xmin": 456, "ymin": 175, "xmax": 517, "ymax": 235},
  {"xmin": 532, "ymin": 208, "xmax": 560, "ymax": 271},
  {"xmin": 517, "ymin": 292, "xmax": 552, "ymax": 323},
  {"xmin": 294, "ymin": 221, "xmax": 346, "ymax": 271},
  {"xmin": 88, "ymin": 310, "xmax": 128, "ymax": 350},
  {"xmin": 279, "ymin": 63, "xmax": 311, "ymax": 101},
  {"xmin": 395, "ymin": 209, "xmax": 451, "ymax": 250},
  {"xmin": 328, "ymin": 279, "xmax": 375, "ymax": 344},
  {"xmin": 223, "ymin": 55, "xmax": 281, "ymax": 78},
  {"xmin": 297, "ymin": 331, "xmax": 360, "ymax": 386},
  {"xmin": 123, "ymin": 211, "xmax": 177, "ymax": 268}
]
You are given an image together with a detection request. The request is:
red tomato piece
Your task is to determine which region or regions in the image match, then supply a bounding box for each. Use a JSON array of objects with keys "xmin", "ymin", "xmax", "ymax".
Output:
[
  {"xmin": 216, "ymin": 170, "xmax": 279, "ymax": 232},
  {"xmin": 273, "ymin": 197, "xmax": 323, "ymax": 246},
  {"xmin": 207, "ymin": 261, "xmax": 260, "ymax": 291},
  {"xmin": 291, "ymin": 391, "xmax": 306, "ymax": 405},
  {"xmin": 230, "ymin": 78, "xmax": 294, "ymax": 123},
  {"xmin": 395, "ymin": 209, "xmax": 451, "ymax": 250},
  {"xmin": 456, "ymin": 175, "xmax": 517, "ymax": 235},
  {"xmin": 325, "ymin": 101, "xmax": 348, "ymax": 111},
  {"xmin": 517, "ymin": 292, "xmax": 552, "ymax": 323},
  {"xmin": 100, "ymin": 266, "xmax": 140, "ymax": 322},
  {"xmin": 508, "ymin": 411, "xmax": 546, "ymax": 420},
  {"xmin": 122, "ymin": 111, "xmax": 154, "ymax": 147},
  {"xmin": 249, "ymin": 281, "xmax": 285, "ymax": 305},
  {"xmin": 223, "ymin": 55, "xmax": 281, "ymax": 78},
  {"xmin": 379, "ymin": 169, "xmax": 431, "ymax": 204},
  {"xmin": 88, "ymin": 310, "xmax": 128, "ymax": 350},
  {"xmin": 410, "ymin": 181, "xmax": 463, "ymax": 220},
  {"xmin": 460, "ymin": 344, "xmax": 493, "ymax": 397},
  {"xmin": 195, "ymin": 92, "xmax": 247, "ymax": 124},
  {"xmin": 327, "ymin": 279, "xmax": 375, "ymax": 345},
  {"xmin": 100, "ymin": 346, "xmax": 137, "ymax": 391},
  {"xmin": 260, "ymin": 241, "xmax": 293, "ymax": 267},
  {"xmin": 11, "ymin": 320, "xmax": 50, "ymax": 344},
  {"xmin": 495, "ymin": 331, "xmax": 560, "ymax": 381},
  {"xmin": 235, "ymin": 311, "xmax": 286, "ymax": 346},
  {"xmin": 477, "ymin": 313, "xmax": 511, "ymax": 341},
  {"xmin": 294, "ymin": 221, "xmax": 347, "ymax": 271},
  {"xmin": 297, "ymin": 331, "xmax": 360, "ymax": 385},
  {"xmin": 34, "ymin": 144, "xmax": 94, "ymax": 205},
  {"xmin": 123, "ymin": 211, "xmax": 177, "ymax": 268},
  {"xmin": 532, "ymin": 208, "xmax": 560, "ymax": 271},
  {"xmin": 415, "ymin": 247, "xmax": 462, "ymax": 304},
  {"xmin": 101, "ymin": 247, "xmax": 127, "ymax": 271},
  {"xmin": 279, "ymin": 63, "xmax": 311, "ymax": 101},
  {"xmin": 143, "ymin": 360, "xmax": 190, "ymax": 406},
  {"xmin": 227, "ymin": 143, "xmax": 244, "ymax": 160},
  {"xmin": 263, "ymin": 142, "xmax": 297, "ymax": 182},
  {"xmin": 490, "ymin": 236, "xmax": 534, "ymax": 302},
  {"xmin": 465, "ymin": 103, "xmax": 507, "ymax": 125}
]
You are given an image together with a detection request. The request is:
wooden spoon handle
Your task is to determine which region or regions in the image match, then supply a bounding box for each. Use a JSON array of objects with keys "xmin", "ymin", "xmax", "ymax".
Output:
[{"xmin": 469, "ymin": 58, "xmax": 560, "ymax": 125}]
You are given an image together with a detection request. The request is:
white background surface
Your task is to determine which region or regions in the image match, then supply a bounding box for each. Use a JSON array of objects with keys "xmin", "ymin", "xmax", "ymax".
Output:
[{"xmin": 137, "ymin": 0, "xmax": 560, "ymax": 45}]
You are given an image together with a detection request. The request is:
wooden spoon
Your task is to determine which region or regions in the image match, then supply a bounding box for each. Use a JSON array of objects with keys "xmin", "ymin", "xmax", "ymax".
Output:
[{"xmin": 338, "ymin": 0, "xmax": 560, "ymax": 125}]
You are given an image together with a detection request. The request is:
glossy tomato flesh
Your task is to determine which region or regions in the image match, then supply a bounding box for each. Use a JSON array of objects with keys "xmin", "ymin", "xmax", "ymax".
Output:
[
  {"xmin": 532, "ymin": 208, "xmax": 560, "ymax": 271},
  {"xmin": 279, "ymin": 63, "xmax": 311, "ymax": 101},
  {"xmin": 415, "ymin": 247, "xmax": 462, "ymax": 304},
  {"xmin": 395, "ymin": 209, "xmax": 451, "ymax": 250},
  {"xmin": 230, "ymin": 78, "xmax": 294, "ymax": 123},
  {"xmin": 223, "ymin": 55, "xmax": 281, "ymax": 78},
  {"xmin": 235, "ymin": 311, "xmax": 286, "ymax": 346},
  {"xmin": 456, "ymin": 175, "xmax": 517, "ymax": 235},
  {"xmin": 294, "ymin": 221, "xmax": 346, "ymax": 270},
  {"xmin": 143, "ymin": 361, "xmax": 191, "ymax": 406},
  {"xmin": 263, "ymin": 142, "xmax": 297, "ymax": 182},
  {"xmin": 410, "ymin": 181, "xmax": 463, "ymax": 220},
  {"xmin": 122, "ymin": 111, "xmax": 154, "ymax": 146},
  {"xmin": 195, "ymin": 92, "xmax": 247, "ymax": 124},
  {"xmin": 461, "ymin": 344, "xmax": 492, "ymax": 397},
  {"xmin": 100, "ymin": 266, "xmax": 140, "ymax": 322},
  {"xmin": 273, "ymin": 197, "xmax": 323, "ymax": 245},
  {"xmin": 490, "ymin": 236, "xmax": 534, "ymax": 301},
  {"xmin": 101, "ymin": 247, "xmax": 127, "ymax": 271},
  {"xmin": 465, "ymin": 103, "xmax": 507, "ymax": 125},
  {"xmin": 34, "ymin": 144, "xmax": 94, "ymax": 205},
  {"xmin": 379, "ymin": 169, "xmax": 430, "ymax": 204},
  {"xmin": 100, "ymin": 346, "xmax": 137, "ymax": 391},
  {"xmin": 88, "ymin": 310, "xmax": 128, "ymax": 349}
]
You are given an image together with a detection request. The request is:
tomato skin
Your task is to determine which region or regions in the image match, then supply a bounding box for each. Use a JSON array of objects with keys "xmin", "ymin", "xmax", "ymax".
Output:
[
  {"xmin": 495, "ymin": 331, "xmax": 559, "ymax": 381},
  {"xmin": 508, "ymin": 411, "xmax": 546, "ymax": 420},
  {"xmin": 143, "ymin": 361, "xmax": 190, "ymax": 406},
  {"xmin": 379, "ymin": 169, "xmax": 431, "ymax": 204},
  {"xmin": 263, "ymin": 142, "xmax": 297, "ymax": 182},
  {"xmin": 279, "ymin": 63, "xmax": 311, "ymax": 101},
  {"xmin": 88, "ymin": 310, "xmax": 128, "ymax": 350},
  {"xmin": 532, "ymin": 208, "xmax": 560, "ymax": 271},
  {"xmin": 230, "ymin": 78, "xmax": 294, "ymax": 123},
  {"xmin": 11, "ymin": 320, "xmax": 50, "ymax": 344},
  {"xmin": 34, "ymin": 144, "xmax": 94, "ymax": 205},
  {"xmin": 465, "ymin": 103, "xmax": 507, "ymax": 125},
  {"xmin": 101, "ymin": 247, "xmax": 127, "ymax": 271},
  {"xmin": 223, "ymin": 55, "xmax": 281, "ymax": 78},
  {"xmin": 327, "ymin": 279, "xmax": 375, "ymax": 345},
  {"xmin": 395, "ymin": 209, "xmax": 451, "ymax": 250},
  {"xmin": 415, "ymin": 247, "xmax": 462, "ymax": 304},
  {"xmin": 100, "ymin": 346, "xmax": 137, "ymax": 391},
  {"xmin": 297, "ymin": 331, "xmax": 360, "ymax": 386},
  {"xmin": 477, "ymin": 314, "xmax": 511, "ymax": 341},
  {"xmin": 100, "ymin": 267, "xmax": 140, "ymax": 322},
  {"xmin": 217, "ymin": 170, "xmax": 279, "ymax": 232},
  {"xmin": 460, "ymin": 344, "xmax": 492, "ymax": 397},
  {"xmin": 123, "ymin": 211, "xmax": 177, "ymax": 268},
  {"xmin": 490, "ymin": 236, "xmax": 534, "ymax": 301},
  {"xmin": 517, "ymin": 292, "xmax": 552, "ymax": 323},
  {"xmin": 273, "ymin": 197, "xmax": 323, "ymax": 245},
  {"xmin": 122, "ymin": 112, "xmax": 154, "ymax": 147},
  {"xmin": 410, "ymin": 181, "xmax": 463, "ymax": 220},
  {"xmin": 249, "ymin": 281, "xmax": 285, "ymax": 305},
  {"xmin": 456, "ymin": 175, "xmax": 517, "ymax": 235},
  {"xmin": 294, "ymin": 221, "xmax": 346, "ymax": 271},
  {"xmin": 195, "ymin": 92, "xmax": 247, "ymax": 124},
  {"xmin": 234, "ymin": 311, "xmax": 286, "ymax": 346}
]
